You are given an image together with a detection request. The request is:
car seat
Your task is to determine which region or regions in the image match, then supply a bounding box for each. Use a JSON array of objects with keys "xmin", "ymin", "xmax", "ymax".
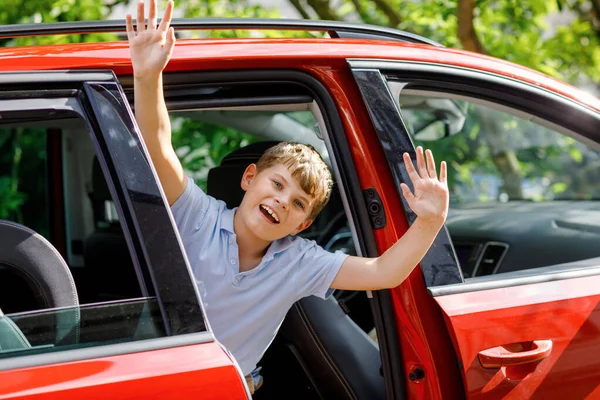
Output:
[
  {"xmin": 207, "ymin": 141, "xmax": 385, "ymax": 400},
  {"xmin": 0, "ymin": 220, "xmax": 80, "ymax": 346}
]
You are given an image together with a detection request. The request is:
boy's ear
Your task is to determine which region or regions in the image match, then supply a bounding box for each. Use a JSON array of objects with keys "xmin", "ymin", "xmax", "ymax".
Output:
[
  {"xmin": 291, "ymin": 219, "xmax": 313, "ymax": 236},
  {"xmin": 241, "ymin": 164, "xmax": 258, "ymax": 191}
]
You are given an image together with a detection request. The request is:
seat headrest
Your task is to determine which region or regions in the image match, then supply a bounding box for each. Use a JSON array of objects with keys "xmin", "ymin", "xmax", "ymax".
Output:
[
  {"xmin": 0, "ymin": 220, "xmax": 79, "ymax": 345},
  {"xmin": 207, "ymin": 141, "xmax": 280, "ymax": 208}
]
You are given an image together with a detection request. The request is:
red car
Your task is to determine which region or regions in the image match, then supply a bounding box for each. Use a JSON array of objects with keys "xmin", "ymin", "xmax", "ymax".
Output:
[{"xmin": 0, "ymin": 19, "xmax": 599, "ymax": 400}]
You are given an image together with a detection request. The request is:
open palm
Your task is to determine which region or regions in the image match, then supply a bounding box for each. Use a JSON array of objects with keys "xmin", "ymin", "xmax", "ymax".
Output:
[
  {"xmin": 400, "ymin": 147, "xmax": 449, "ymax": 224},
  {"xmin": 126, "ymin": 0, "xmax": 175, "ymax": 79}
]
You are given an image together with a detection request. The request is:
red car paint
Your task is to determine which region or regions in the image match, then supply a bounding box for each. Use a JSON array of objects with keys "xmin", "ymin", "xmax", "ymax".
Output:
[{"xmin": 0, "ymin": 342, "xmax": 245, "ymax": 399}]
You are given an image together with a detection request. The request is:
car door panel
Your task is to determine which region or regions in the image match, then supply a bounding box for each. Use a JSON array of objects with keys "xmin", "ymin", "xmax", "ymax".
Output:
[
  {"xmin": 349, "ymin": 59, "xmax": 600, "ymax": 399},
  {"xmin": 0, "ymin": 70, "xmax": 248, "ymax": 399},
  {"xmin": 434, "ymin": 274, "xmax": 600, "ymax": 399},
  {"xmin": 0, "ymin": 341, "xmax": 245, "ymax": 399}
]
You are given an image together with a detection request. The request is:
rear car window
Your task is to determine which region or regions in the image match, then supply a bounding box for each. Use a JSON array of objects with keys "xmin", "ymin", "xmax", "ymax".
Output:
[{"xmin": 0, "ymin": 115, "xmax": 165, "ymax": 358}]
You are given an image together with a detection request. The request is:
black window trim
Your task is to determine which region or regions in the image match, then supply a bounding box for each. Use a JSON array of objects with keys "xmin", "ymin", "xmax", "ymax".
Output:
[
  {"xmin": 348, "ymin": 59, "xmax": 600, "ymax": 297},
  {"xmin": 80, "ymin": 81, "xmax": 207, "ymax": 336}
]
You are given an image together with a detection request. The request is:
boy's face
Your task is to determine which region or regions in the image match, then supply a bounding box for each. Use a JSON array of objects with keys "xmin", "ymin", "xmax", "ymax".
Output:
[{"xmin": 238, "ymin": 163, "xmax": 314, "ymax": 242}]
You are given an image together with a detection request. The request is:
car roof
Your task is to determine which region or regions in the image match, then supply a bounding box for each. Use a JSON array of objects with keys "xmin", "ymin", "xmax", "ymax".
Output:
[{"xmin": 0, "ymin": 35, "xmax": 598, "ymax": 113}]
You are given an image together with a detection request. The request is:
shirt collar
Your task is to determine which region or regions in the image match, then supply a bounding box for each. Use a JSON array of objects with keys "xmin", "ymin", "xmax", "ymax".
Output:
[
  {"xmin": 221, "ymin": 207, "xmax": 236, "ymax": 234},
  {"xmin": 263, "ymin": 236, "xmax": 294, "ymax": 262}
]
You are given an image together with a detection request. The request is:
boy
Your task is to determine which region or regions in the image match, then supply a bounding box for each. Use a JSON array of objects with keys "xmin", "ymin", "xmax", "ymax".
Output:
[{"xmin": 126, "ymin": 0, "xmax": 449, "ymax": 393}]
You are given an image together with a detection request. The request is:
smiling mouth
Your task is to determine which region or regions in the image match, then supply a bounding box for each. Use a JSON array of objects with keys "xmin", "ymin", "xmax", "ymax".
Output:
[{"xmin": 260, "ymin": 204, "xmax": 280, "ymax": 224}]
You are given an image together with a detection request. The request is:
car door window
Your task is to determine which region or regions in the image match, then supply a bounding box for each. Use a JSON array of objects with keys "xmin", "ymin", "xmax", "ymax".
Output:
[
  {"xmin": 350, "ymin": 64, "xmax": 600, "ymax": 289},
  {"xmin": 397, "ymin": 91, "xmax": 600, "ymax": 278},
  {"xmin": 0, "ymin": 113, "xmax": 166, "ymax": 358},
  {"xmin": 0, "ymin": 77, "xmax": 207, "ymax": 363}
]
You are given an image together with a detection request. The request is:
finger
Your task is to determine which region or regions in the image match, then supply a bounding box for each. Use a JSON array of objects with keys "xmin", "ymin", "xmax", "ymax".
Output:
[
  {"xmin": 125, "ymin": 14, "xmax": 135, "ymax": 41},
  {"xmin": 416, "ymin": 146, "xmax": 428, "ymax": 178},
  {"xmin": 137, "ymin": 0, "xmax": 146, "ymax": 32},
  {"xmin": 158, "ymin": 0, "xmax": 174, "ymax": 32},
  {"xmin": 165, "ymin": 27, "xmax": 176, "ymax": 56},
  {"xmin": 440, "ymin": 161, "xmax": 447, "ymax": 184},
  {"xmin": 403, "ymin": 152, "xmax": 420, "ymax": 185},
  {"xmin": 425, "ymin": 149, "xmax": 437, "ymax": 179},
  {"xmin": 148, "ymin": 0, "xmax": 157, "ymax": 30},
  {"xmin": 400, "ymin": 183, "xmax": 415, "ymax": 204}
]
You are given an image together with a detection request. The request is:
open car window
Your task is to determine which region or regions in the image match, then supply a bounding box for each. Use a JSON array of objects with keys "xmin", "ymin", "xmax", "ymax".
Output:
[
  {"xmin": 168, "ymin": 105, "xmax": 350, "ymax": 243},
  {"xmin": 399, "ymin": 91, "xmax": 600, "ymax": 204},
  {"xmin": 395, "ymin": 89, "xmax": 600, "ymax": 279}
]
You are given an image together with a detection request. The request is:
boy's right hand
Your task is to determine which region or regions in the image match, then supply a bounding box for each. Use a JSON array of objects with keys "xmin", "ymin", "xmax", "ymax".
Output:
[{"xmin": 126, "ymin": 0, "xmax": 176, "ymax": 80}]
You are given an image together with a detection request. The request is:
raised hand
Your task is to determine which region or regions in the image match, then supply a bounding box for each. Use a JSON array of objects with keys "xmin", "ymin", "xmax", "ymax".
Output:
[
  {"xmin": 400, "ymin": 146, "xmax": 449, "ymax": 226},
  {"xmin": 126, "ymin": 0, "xmax": 176, "ymax": 80}
]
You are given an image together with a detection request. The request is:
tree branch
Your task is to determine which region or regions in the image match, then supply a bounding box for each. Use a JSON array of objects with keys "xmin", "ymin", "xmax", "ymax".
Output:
[
  {"xmin": 591, "ymin": 0, "xmax": 600, "ymax": 34},
  {"xmin": 457, "ymin": 0, "xmax": 487, "ymax": 54},
  {"xmin": 349, "ymin": 0, "xmax": 370, "ymax": 23},
  {"xmin": 289, "ymin": 0, "xmax": 312, "ymax": 19},
  {"xmin": 370, "ymin": 0, "xmax": 402, "ymax": 27},
  {"xmin": 305, "ymin": 0, "xmax": 340, "ymax": 21}
]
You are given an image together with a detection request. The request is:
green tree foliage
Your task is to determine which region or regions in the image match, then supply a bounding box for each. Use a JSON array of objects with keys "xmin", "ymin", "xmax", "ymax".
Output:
[
  {"xmin": 171, "ymin": 117, "xmax": 258, "ymax": 190},
  {"xmin": 0, "ymin": 0, "xmax": 128, "ymax": 45},
  {"xmin": 0, "ymin": 0, "xmax": 126, "ymax": 223}
]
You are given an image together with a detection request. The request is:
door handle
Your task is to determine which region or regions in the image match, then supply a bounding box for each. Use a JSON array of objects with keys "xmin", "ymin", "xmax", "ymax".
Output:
[{"xmin": 478, "ymin": 340, "xmax": 553, "ymax": 369}]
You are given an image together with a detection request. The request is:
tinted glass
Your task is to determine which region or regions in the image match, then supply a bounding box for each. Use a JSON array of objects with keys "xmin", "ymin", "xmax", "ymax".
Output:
[{"xmin": 398, "ymin": 91, "xmax": 600, "ymax": 277}]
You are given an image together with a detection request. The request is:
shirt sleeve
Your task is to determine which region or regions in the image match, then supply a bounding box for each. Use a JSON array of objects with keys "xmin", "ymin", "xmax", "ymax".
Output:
[
  {"xmin": 170, "ymin": 177, "xmax": 212, "ymax": 236},
  {"xmin": 294, "ymin": 239, "xmax": 349, "ymax": 300}
]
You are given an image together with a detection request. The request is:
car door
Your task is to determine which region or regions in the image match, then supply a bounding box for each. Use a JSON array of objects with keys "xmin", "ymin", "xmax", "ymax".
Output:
[
  {"xmin": 0, "ymin": 71, "xmax": 248, "ymax": 399},
  {"xmin": 349, "ymin": 59, "xmax": 600, "ymax": 399}
]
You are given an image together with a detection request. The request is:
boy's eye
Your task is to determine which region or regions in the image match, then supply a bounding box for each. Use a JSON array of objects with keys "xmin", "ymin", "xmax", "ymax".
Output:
[
  {"xmin": 294, "ymin": 200, "xmax": 304, "ymax": 209},
  {"xmin": 272, "ymin": 180, "xmax": 282, "ymax": 189}
]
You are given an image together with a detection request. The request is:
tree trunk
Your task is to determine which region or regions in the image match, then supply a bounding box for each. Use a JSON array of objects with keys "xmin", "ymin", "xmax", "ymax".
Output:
[
  {"xmin": 370, "ymin": 0, "xmax": 402, "ymax": 27},
  {"xmin": 476, "ymin": 109, "xmax": 524, "ymax": 200},
  {"xmin": 457, "ymin": 0, "xmax": 487, "ymax": 54},
  {"xmin": 289, "ymin": 0, "xmax": 313, "ymax": 19},
  {"xmin": 305, "ymin": 0, "xmax": 340, "ymax": 21}
]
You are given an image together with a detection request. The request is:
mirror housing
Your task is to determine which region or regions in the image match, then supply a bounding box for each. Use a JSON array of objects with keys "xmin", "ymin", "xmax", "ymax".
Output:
[{"xmin": 400, "ymin": 96, "xmax": 467, "ymax": 141}]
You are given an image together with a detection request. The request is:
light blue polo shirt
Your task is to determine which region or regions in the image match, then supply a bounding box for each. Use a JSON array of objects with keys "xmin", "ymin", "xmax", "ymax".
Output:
[{"xmin": 171, "ymin": 177, "xmax": 348, "ymax": 375}]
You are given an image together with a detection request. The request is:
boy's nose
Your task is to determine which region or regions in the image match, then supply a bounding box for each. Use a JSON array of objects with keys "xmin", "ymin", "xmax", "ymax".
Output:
[{"xmin": 275, "ymin": 197, "xmax": 289, "ymax": 211}]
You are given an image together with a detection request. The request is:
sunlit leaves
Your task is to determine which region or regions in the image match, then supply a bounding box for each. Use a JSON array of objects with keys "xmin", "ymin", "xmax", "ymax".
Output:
[
  {"xmin": 0, "ymin": 0, "xmax": 128, "ymax": 46},
  {"xmin": 171, "ymin": 117, "xmax": 258, "ymax": 190}
]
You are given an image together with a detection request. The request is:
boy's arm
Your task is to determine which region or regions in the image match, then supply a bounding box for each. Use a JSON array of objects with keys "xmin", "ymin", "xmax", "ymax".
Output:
[
  {"xmin": 330, "ymin": 147, "xmax": 449, "ymax": 291},
  {"xmin": 126, "ymin": 0, "xmax": 186, "ymax": 205}
]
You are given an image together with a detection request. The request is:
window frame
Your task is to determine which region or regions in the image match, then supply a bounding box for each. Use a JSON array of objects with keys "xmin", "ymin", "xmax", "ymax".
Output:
[
  {"xmin": 348, "ymin": 59, "xmax": 600, "ymax": 296},
  {"xmin": 0, "ymin": 71, "xmax": 209, "ymax": 371},
  {"xmin": 124, "ymin": 68, "xmax": 407, "ymax": 398}
]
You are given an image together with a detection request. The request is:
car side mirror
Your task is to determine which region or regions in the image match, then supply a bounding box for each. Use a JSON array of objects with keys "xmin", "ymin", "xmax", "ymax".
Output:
[
  {"xmin": 400, "ymin": 96, "xmax": 467, "ymax": 141},
  {"xmin": 413, "ymin": 119, "xmax": 450, "ymax": 141}
]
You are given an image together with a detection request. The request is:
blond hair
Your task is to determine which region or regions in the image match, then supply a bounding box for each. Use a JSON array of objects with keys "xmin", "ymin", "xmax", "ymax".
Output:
[{"xmin": 256, "ymin": 142, "xmax": 333, "ymax": 220}]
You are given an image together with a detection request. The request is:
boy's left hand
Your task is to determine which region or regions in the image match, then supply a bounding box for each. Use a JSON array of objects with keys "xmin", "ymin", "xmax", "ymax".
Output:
[{"xmin": 400, "ymin": 146, "xmax": 449, "ymax": 227}]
